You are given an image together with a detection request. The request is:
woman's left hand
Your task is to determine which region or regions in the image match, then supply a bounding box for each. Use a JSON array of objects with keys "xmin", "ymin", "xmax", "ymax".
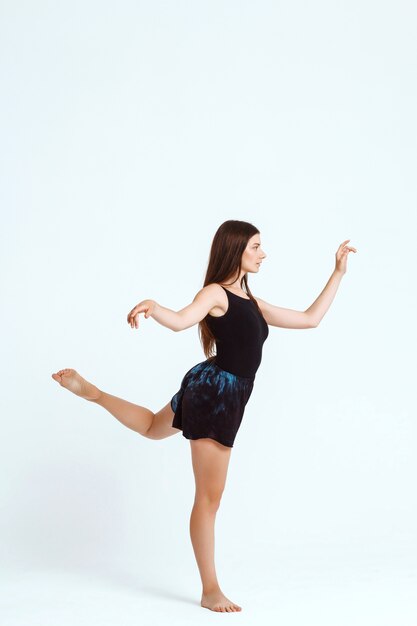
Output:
[{"xmin": 335, "ymin": 239, "xmax": 357, "ymax": 275}]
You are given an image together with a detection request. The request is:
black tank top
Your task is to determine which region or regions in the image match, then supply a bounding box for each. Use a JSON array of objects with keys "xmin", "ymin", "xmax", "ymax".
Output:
[{"xmin": 205, "ymin": 285, "xmax": 269, "ymax": 379}]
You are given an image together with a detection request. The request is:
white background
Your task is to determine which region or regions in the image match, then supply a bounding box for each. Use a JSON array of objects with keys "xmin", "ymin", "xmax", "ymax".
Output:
[{"xmin": 1, "ymin": 1, "xmax": 416, "ymax": 624}]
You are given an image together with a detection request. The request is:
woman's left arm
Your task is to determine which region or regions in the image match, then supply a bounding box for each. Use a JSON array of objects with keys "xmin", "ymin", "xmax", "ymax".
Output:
[
  {"xmin": 304, "ymin": 239, "xmax": 357, "ymax": 327},
  {"xmin": 256, "ymin": 239, "xmax": 357, "ymax": 329}
]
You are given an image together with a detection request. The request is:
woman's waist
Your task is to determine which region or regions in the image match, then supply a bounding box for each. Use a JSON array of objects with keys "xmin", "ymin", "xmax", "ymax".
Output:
[{"xmin": 210, "ymin": 356, "xmax": 257, "ymax": 381}]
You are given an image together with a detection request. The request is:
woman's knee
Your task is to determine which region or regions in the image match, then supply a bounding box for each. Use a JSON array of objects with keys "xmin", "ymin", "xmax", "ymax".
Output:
[
  {"xmin": 145, "ymin": 400, "xmax": 179, "ymax": 440},
  {"xmin": 194, "ymin": 491, "xmax": 223, "ymax": 512}
]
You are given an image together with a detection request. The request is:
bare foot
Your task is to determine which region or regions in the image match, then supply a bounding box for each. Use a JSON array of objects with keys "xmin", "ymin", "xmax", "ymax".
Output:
[
  {"xmin": 201, "ymin": 589, "xmax": 242, "ymax": 612},
  {"xmin": 51, "ymin": 368, "xmax": 101, "ymax": 401}
]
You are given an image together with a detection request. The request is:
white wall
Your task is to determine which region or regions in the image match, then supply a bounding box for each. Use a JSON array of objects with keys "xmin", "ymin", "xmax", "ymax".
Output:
[{"xmin": 1, "ymin": 1, "xmax": 416, "ymax": 624}]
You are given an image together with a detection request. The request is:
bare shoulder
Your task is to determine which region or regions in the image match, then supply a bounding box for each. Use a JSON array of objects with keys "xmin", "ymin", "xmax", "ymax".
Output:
[
  {"xmin": 175, "ymin": 284, "xmax": 228, "ymax": 331},
  {"xmin": 194, "ymin": 283, "xmax": 224, "ymax": 300},
  {"xmin": 196, "ymin": 283, "xmax": 227, "ymax": 316}
]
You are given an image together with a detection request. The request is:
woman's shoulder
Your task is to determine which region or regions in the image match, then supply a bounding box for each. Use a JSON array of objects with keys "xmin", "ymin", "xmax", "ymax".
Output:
[
  {"xmin": 202, "ymin": 283, "xmax": 226, "ymax": 295},
  {"xmin": 199, "ymin": 284, "xmax": 228, "ymax": 317},
  {"xmin": 191, "ymin": 283, "xmax": 227, "ymax": 306}
]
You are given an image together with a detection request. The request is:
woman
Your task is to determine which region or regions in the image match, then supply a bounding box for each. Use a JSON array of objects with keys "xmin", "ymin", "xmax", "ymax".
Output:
[{"xmin": 51, "ymin": 219, "xmax": 357, "ymax": 612}]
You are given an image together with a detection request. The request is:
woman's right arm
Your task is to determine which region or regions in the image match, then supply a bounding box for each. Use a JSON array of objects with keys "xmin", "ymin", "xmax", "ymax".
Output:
[{"xmin": 127, "ymin": 284, "xmax": 221, "ymax": 332}]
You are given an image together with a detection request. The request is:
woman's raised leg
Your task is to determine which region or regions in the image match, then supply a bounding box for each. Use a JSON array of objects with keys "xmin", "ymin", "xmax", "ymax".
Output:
[
  {"xmin": 51, "ymin": 368, "xmax": 180, "ymax": 438},
  {"xmin": 189, "ymin": 438, "xmax": 242, "ymax": 612}
]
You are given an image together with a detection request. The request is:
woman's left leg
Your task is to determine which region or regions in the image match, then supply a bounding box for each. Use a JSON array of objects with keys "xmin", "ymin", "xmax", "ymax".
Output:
[{"xmin": 189, "ymin": 438, "xmax": 242, "ymax": 612}]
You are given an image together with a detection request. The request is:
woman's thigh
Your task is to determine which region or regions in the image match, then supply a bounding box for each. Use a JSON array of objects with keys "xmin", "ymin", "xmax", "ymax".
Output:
[
  {"xmin": 146, "ymin": 400, "xmax": 181, "ymax": 440},
  {"xmin": 190, "ymin": 438, "xmax": 232, "ymax": 502}
]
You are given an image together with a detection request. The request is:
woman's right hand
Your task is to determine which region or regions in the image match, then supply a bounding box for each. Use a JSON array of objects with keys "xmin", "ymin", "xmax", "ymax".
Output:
[{"xmin": 127, "ymin": 300, "xmax": 156, "ymax": 328}]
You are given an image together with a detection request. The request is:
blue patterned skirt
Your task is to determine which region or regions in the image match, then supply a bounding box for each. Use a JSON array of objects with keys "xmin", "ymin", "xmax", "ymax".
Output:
[{"xmin": 170, "ymin": 357, "xmax": 255, "ymax": 448}]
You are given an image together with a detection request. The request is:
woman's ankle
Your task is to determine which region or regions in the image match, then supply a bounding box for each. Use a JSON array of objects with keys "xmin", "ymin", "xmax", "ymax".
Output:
[{"xmin": 202, "ymin": 584, "xmax": 222, "ymax": 595}]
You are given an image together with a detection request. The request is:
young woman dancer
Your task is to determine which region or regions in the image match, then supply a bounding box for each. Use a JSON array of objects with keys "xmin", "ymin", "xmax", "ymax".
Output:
[{"xmin": 51, "ymin": 220, "xmax": 357, "ymax": 612}]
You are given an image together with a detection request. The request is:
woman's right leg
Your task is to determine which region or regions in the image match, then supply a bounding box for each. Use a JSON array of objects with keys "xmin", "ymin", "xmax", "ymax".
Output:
[{"xmin": 51, "ymin": 368, "xmax": 180, "ymax": 438}]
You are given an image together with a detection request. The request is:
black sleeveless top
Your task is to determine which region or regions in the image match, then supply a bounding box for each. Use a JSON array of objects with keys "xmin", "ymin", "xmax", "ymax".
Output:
[{"xmin": 205, "ymin": 285, "xmax": 269, "ymax": 379}]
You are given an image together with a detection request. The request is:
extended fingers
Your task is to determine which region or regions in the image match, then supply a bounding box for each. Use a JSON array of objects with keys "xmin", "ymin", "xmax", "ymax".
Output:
[
  {"xmin": 130, "ymin": 312, "xmax": 140, "ymax": 328},
  {"xmin": 338, "ymin": 240, "xmax": 357, "ymax": 253},
  {"xmin": 127, "ymin": 306, "xmax": 140, "ymax": 323},
  {"xmin": 127, "ymin": 304, "xmax": 148, "ymax": 328}
]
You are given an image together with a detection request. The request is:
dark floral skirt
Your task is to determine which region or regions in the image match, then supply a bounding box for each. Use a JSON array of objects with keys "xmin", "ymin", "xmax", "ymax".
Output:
[{"xmin": 170, "ymin": 357, "xmax": 255, "ymax": 448}]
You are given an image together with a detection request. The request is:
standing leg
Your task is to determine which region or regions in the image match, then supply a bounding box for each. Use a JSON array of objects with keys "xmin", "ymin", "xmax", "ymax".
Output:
[
  {"xmin": 51, "ymin": 368, "xmax": 179, "ymax": 438},
  {"xmin": 189, "ymin": 438, "xmax": 242, "ymax": 612}
]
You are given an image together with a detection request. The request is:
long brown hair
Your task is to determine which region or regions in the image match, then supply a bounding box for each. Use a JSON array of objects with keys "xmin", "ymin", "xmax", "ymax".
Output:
[{"xmin": 198, "ymin": 219, "xmax": 263, "ymax": 359}]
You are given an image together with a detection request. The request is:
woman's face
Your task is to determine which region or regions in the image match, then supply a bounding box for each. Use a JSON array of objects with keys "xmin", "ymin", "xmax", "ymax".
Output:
[{"xmin": 241, "ymin": 234, "xmax": 267, "ymax": 273}]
